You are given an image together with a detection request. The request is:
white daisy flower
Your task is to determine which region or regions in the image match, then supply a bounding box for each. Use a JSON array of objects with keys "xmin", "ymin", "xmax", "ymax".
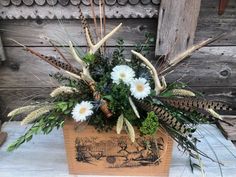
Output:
[
  {"xmin": 111, "ymin": 65, "xmax": 135, "ymax": 85},
  {"xmin": 71, "ymin": 101, "xmax": 93, "ymax": 122},
  {"xmin": 130, "ymin": 78, "xmax": 151, "ymax": 100}
]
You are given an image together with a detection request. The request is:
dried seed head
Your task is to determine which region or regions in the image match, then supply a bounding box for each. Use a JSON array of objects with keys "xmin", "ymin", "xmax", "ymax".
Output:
[
  {"xmin": 21, "ymin": 105, "xmax": 55, "ymax": 125},
  {"xmin": 8, "ymin": 105, "xmax": 40, "ymax": 117},
  {"xmin": 171, "ymin": 89, "xmax": 196, "ymax": 97},
  {"xmin": 50, "ymin": 86, "xmax": 79, "ymax": 97},
  {"xmin": 206, "ymin": 108, "xmax": 222, "ymax": 120}
]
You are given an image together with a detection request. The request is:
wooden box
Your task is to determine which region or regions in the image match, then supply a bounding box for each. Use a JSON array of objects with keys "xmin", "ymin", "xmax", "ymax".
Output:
[{"xmin": 63, "ymin": 118, "xmax": 173, "ymax": 176}]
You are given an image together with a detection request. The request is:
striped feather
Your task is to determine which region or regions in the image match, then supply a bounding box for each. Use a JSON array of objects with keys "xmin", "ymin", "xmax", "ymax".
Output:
[
  {"xmin": 135, "ymin": 101, "xmax": 189, "ymax": 135},
  {"xmin": 159, "ymin": 97, "xmax": 232, "ymax": 111},
  {"xmin": 47, "ymin": 56, "xmax": 80, "ymax": 74},
  {"xmin": 78, "ymin": 5, "xmax": 94, "ymax": 46},
  {"xmin": 25, "ymin": 47, "xmax": 80, "ymax": 74}
]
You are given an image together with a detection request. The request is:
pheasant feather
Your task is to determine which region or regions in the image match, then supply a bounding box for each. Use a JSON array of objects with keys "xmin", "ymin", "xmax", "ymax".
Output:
[
  {"xmin": 78, "ymin": 5, "xmax": 94, "ymax": 46},
  {"xmin": 159, "ymin": 97, "xmax": 232, "ymax": 111},
  {"xmin": 135, "ymin": 101, "xmax": 189, "ymax": 135}
]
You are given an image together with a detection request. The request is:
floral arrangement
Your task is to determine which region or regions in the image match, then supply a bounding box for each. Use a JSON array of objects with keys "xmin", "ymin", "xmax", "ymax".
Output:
[{"xmin": 6, "ymin": 9, "xmax": 233, "ymax": 167}]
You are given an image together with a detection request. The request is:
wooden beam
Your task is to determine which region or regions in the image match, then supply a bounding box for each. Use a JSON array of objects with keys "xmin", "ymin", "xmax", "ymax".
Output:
[
  {"xmin": 155, "ymin": 0, "xmax": 201, "ymax": 61},
  {"xmin": 0, "ymin": 35, "xmax": 6, "ymax": 62}
]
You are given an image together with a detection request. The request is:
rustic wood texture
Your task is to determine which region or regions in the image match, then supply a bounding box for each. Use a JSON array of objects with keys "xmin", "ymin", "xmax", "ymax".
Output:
[
  {"xmin": 0, "ymin": 35, "xmax": 6, "ymax": 62},
  {"xmin": 1, "ymin": 46, "xmax": 236, "ymax": 88},
  {"xmin": 155, "ymin": 0, "xmax": 201, "ymax": 60},
  {"xmin": 0, "ymin": 3, "xmax": 159, "ymax": 19},
  {"xmin": 1, "ymin": 122, "xmax": 236, "ymax": 176},
  {"xmin": 63, "ymin": 119, "xmax": 173, "ymax": 176},
  {"xmin": 218, "ymin": 0, "xmax": 229, "ymax": 15},
  {"xmin": 195, "ymin": 0, "xmax": 236, "ymax": 46},
  {"xmin": 1, "ymin": 46, "xmax": 236, "ymax": 120},
  {"xmin": 0, "ymin": 132, "xmax": 7, "ymax": 147},
  {"xmin": 217, "ymin": 117, "xmax": 236, "ymax": 140},
  {"xmin": 0, "ymin": 19, "xmax": 157, "ymax": 47}
]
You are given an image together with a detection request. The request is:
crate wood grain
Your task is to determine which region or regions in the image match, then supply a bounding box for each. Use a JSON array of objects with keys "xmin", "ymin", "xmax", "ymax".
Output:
[
  {"xmin": 1, "ymin": 122, "xmax": 236, "ymax": 177},
  {"xmin": 63, "ymin": 119, "xmax": 173, "ymax": 176}
]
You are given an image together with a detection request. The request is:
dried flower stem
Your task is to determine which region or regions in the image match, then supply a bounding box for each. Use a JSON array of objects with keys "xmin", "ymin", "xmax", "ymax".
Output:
[
  {"xmin": 206, "ymin": 109, "xmax": 222, "ymax": 120},
  {"xmin": 89, "ymin": 0, "xmax": 99, "ymax": 41},
  {"xmin": 50, "ymin": 86, "xmax": 79, "ymax": 97},
  {"xmin": 161, "ymin": 33, "xmax": 227, "ymax": 75},
  {"xmin": 171, "ymin": 89, "xmax": 196, "ymax": 97},
  {"xmin": 21, "ymin": 105, "xmax": 55, "ymax": 125},
  {"xmin": 128, "ymin": 97, "xmax": 140, "ymax": 118},
  {"xmin": 8, "ymin": 105, "xmax": 40, "ymax": 117}
]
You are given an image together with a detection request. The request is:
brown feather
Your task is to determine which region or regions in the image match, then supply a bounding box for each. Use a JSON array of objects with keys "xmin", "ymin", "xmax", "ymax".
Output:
[
  {"xmin": 25, "ymin": 47, "xmax": 80, "ymax": 74},
  {"xmin": 78, "ymin": 5, "xmax": 94, "ymax": 46},
  {"xmin": 47, "ymin": 56, "xmax": 81, "ymax": 74},
  {"xmin": 135, "ymin": 101, "xmax": 189, "ymax": 134},
  {"xmin": 159, "ymin": 97, "xmax": 232, "ymax": 111}
]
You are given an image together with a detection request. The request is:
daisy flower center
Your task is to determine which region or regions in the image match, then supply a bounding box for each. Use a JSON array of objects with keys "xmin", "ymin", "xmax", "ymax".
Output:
[
  {"xmin": 79, "ymin": 107, "xmax": 87, "ymax": 114},
  {"xmin": 136, "ymin": 84, "xmax": 144, "ymax": 92},
  {"xmin": 119, "ymin": 72, "xmax": 126, "ymax": 78}
]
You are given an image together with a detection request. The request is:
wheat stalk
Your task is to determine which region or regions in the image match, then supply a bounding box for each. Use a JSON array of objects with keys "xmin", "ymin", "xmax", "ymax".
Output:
[
  {"xmin": 8, "ymin": 105, "xmax": 40, "ymax": 117},
  {"xmin": 50, "ymin": 86, "xmax": 79, "ymax": 97},
  {"xmin": 21, "ymin": 105, "xmax": 55, "ymax": 125},
  {"xmin": 171, "ymin": 89, "xmax": 196, "ymax": 97}
]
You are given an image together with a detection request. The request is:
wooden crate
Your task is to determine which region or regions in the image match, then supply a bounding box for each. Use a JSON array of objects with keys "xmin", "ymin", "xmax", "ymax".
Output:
[{"xmin": 63, "ymin": 118, "xmax": 173, "ymax": 176}]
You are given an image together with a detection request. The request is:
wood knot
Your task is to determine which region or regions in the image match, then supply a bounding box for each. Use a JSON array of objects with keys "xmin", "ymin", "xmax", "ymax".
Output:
[
  {"xmin": 9, "ymin": 62, "xmax": 20, "ymax": 71},
  {"xmin": 220, "ymin": 68, "xmax": 231, "ymax": 78},
  {"xmin": 36, "ymin": 19, "xmax": 43, "ymax": 25},
  {"xmin": 138, "ymin": 25, "xmax": 147, "ymax": 32}
]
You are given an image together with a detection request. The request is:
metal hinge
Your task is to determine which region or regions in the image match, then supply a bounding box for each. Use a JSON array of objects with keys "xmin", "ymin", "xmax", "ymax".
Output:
[{"xmin": 0, "ymin": 35, "xmax": 6, "ymax": 62}]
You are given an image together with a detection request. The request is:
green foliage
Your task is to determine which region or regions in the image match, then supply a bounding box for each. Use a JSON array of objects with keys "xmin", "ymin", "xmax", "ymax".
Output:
[
  {"xmin": 7, "ymin": 113, "xmax": 64, "ymax": 152},
  {"xmin": 104, "ymin": 82, "xmax": 130, "ymax": 114},
  {"xmin": 88, "ymin": 112, "xmax": 116, "ymax": 132},
  {"xmin": 112, "ymin": 38, "xmax": 125, "ymax": 66},
  {"xmin": 83, "ymin": 53, "xmax": 96, "ymax": 64},
  {"xmin": 140, "ymin": 111, "xmax": 159, "ymax": 135},
  {"xmin": 55, "ymin": 99, "xmax": 78, "ymax": 115},
  {"xmin": 134, "ymin": 32, "xmax": 155, "ymax": 55}
]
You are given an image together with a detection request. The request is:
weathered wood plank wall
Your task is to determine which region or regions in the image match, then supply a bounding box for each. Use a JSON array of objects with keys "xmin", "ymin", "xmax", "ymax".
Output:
[
  {"xmin": 156, "ymin": 0, "xmax": 201, "ymax": 59},
  {"xmin": 0, "ymin": 0, "xmax": 236, "ymax": 120}
]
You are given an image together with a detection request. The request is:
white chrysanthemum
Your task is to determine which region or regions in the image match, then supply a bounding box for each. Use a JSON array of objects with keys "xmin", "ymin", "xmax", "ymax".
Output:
[
  {"xmin": 71, "ymin": 101, "xmax": 93, "ymax": 122},
  {"xmin": 130, "ymin": 78, "xmax": 151, "ymax": 99},
  {"xmin": 111, "ymin": 65, "xmax": 135, "ymax": 84}
]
